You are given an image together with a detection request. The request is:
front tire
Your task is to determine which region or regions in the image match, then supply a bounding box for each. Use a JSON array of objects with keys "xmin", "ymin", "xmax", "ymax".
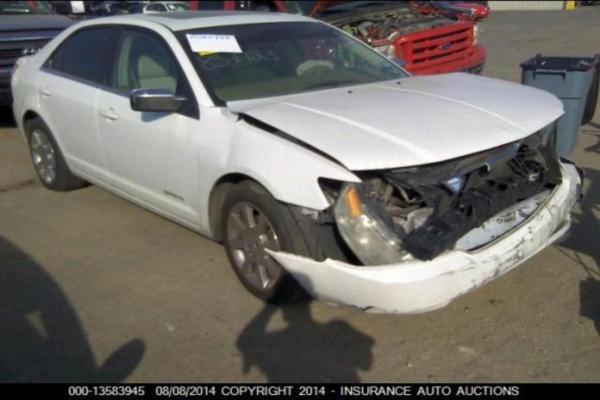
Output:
[
  {"xmin": 25, "ymin": 118, "xmax": 86, "ymax": 191},
  {"xmin": 222, "ymin": 181, "xmax": 310, "ymax": 304}
]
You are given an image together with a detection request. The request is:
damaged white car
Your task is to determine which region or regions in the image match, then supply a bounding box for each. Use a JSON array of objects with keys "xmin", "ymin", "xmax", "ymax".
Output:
[{"xmin": 11, "ymin": 12, "xmax": 582, "ymax": 313}]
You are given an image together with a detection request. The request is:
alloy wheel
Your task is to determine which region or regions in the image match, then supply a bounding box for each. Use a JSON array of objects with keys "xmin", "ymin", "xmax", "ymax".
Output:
[
  {"xmin": 226, "ymin": 202, "xmax": 283, "ymax": 291},
  {"xmin": 30, "ymin": 129, "xmax": 57, "ymax": 184}
]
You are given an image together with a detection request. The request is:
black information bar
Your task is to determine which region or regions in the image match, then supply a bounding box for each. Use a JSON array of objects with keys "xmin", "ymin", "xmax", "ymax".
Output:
[{"xmin": 0, "ymin": 383, "xmax": 597, "ymax": 399}]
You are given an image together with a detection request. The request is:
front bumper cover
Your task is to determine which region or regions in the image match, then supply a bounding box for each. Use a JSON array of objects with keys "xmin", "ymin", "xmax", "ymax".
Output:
[{"xmin": 268, "ymin": 162, "xmax": 581, "ymax": 314}]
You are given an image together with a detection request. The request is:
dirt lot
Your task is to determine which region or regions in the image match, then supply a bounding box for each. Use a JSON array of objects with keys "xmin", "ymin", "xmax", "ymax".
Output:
[{"xmin": 1, "ymin": 9, "xmax": 599, "ymax": 383}]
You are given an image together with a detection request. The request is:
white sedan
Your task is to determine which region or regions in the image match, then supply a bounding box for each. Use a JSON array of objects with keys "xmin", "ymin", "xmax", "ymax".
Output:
[
  {"xmin": 11, "ymin": 12, "xmax": 581, "ymax": 313},
  {"xmin": 141, "ymin": 1, "xmax": 190, "ymax": 14}
]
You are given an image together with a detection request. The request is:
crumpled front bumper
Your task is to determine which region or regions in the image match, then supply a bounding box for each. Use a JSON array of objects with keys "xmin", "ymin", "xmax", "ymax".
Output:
[{"xmin": 268, "ymin": 162, "xmax": 582, "ymax": 314}]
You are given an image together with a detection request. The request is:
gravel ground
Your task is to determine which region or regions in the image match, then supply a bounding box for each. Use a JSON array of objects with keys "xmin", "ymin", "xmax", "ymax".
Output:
[{"xmin": 1, "ymin": 8, "xmax": 599, "ymax": 383}]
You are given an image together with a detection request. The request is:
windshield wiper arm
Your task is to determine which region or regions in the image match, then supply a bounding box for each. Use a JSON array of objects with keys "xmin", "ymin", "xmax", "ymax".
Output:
[{"xmin": 304, "ymin": 80, "xmax": 356, "ymax": 91}]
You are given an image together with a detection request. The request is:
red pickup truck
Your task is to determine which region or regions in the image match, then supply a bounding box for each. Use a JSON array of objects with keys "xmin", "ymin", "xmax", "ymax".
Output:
[
  {"xmin": 411, "ymin": 1, "xmax": 490, "ymax": 22},
  {"xmin": 190, "ymin": 0, "xmax": 486, "ymax": 75}
]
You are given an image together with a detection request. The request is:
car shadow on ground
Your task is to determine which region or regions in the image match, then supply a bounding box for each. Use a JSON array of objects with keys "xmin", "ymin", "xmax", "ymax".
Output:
[
  {"xmin": 0, "ymin": 237, "xmax": 145, "ymax": 382},
  {"xmin": 583, "ymin": 122, "xmax": 600, "ymax": 153},
  {"xmin": 558, "ymin": 127, "xmax": 600, "ymax": 335},
  {"xmin": 0, "ymin": 107, "xmax": 15, "ymax": 128},
  {"xmin": 236, "ymin": 281, "xmax": 374, "ymax": 383}
]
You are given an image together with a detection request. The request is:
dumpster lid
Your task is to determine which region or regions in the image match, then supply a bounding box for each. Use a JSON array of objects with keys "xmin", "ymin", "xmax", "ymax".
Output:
[{"xmin": 521, "ymin": 54, "xmax": 600, "ymax": 73}]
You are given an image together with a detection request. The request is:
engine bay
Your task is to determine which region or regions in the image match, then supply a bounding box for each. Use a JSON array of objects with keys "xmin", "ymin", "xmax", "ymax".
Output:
[
  {"xmin": 323, "ymin": 5, "xmax": 452, "ymax": 43},
  {"xmin": 355, "ymin": 129, "xmax": 561, "ymax": 261}
]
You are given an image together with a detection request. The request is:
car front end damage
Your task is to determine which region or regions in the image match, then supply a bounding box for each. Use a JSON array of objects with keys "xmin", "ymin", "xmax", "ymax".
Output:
[{"xmin": 267, "ymin": 128, "xmax": 583, "ymax": 313}]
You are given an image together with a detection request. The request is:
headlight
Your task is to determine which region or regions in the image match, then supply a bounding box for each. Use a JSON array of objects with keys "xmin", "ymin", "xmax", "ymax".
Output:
[
  {"xmin": 540, "ymin": 121, "xmax": 558, "ymax": 147},
  {"xmin": 473, "ymin": 24, "xmax": 479, "ymax": 46},
  {"xmin": 334, "ymin": 183, "xmax": 409, "ymax": 265}
]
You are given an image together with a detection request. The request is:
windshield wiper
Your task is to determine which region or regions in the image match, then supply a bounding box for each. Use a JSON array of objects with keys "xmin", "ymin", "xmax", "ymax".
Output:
[{"xmin": 304, "ymin": 80, "xmax": 356, "ymax": 91}]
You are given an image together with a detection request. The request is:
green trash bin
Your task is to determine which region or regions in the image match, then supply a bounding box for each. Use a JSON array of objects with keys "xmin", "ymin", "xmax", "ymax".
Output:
[{"xmin": 520, "ymin": 54, "xmax": 600, "ymax": 157}]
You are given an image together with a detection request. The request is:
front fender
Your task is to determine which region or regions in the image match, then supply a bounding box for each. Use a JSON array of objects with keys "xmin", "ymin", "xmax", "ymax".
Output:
[{"xmin": 224, "ymin": 119, "xmax": 360, "ymax": 210}]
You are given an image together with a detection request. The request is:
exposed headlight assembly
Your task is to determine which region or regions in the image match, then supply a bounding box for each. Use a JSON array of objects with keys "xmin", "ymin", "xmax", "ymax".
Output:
[
  {"xmin": 333, "ymin": 183, "xmax": 409, "ymax": 265},
  {"xmin": 329, "ymin": 126, "xmax": 562, "ymax": 265},
  {"xmin": 540, "ymin": 120, "xmax": 558, "ymax": 147}
]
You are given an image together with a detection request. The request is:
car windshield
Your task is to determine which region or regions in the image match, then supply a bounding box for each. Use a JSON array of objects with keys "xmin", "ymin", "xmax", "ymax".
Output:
[
  {"xmin": 184, "ymin": 22, "xmax": 407, "ymax": 102},
  {"xmin": 0, "ymin": 0, "xmax": 53, "ymax": 14}
]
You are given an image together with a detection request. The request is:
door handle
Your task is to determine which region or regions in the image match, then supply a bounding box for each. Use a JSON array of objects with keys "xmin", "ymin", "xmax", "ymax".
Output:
[
  {"xmin": 38, "ymin": 86, "xmax": 51, "ymax": 98},
  {"xmin": 99, "ymin": 108, "xmax": 119, "ymax": 121}
]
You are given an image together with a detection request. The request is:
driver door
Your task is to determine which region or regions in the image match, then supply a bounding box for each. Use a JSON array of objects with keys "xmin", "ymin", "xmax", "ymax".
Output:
[{"xmin": 96, "ymin": 27, "xmax": 200, "ymax": 223}]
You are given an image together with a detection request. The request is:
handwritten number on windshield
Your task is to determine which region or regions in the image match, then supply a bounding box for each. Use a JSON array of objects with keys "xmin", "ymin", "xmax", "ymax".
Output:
[{"xmin": 198, "ymin": 50, "xmax": 280, "ymax": 70}]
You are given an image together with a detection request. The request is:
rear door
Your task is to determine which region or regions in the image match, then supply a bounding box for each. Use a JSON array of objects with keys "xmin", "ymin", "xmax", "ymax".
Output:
[
  {"xmin": 96, "ymin": 27, "xmax": 201, "ymax": 223},
  {"xmin": 37, "ymin": 27, "xmax": 113, "ymax": 179}
]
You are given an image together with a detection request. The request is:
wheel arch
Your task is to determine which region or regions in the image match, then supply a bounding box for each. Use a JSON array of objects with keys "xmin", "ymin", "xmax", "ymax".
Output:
[
  {"xmin": 21, "ymin": 110, "xmax": 42, "ymax": 140},
  {"xmin": 208, "ymin": 173, "xmax": 265, "ymax": 242}
]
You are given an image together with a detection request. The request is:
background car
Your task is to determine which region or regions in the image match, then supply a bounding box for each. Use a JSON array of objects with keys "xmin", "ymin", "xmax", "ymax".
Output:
[
  {"xmin": 89, "ymin": 1, "xmax": 135, "ymax": 16},
  {"xmin": 141, "ymin": 1, "xmax": 190, "ymax": 13},
  {"xmin": 0, "ymin": 0, "xmax": 72, "ymax": 107}
]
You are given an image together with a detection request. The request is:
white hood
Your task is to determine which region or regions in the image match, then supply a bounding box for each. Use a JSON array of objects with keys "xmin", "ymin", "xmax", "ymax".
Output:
[{"xmin": 228, "ymin": 73, "xmax": 564, "ymax": 171}]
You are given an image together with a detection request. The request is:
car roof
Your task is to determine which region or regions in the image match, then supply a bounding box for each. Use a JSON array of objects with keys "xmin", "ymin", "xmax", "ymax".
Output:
[{"xmin": 84, "ymin": 11, "xmax": 315, "ymax": 32}]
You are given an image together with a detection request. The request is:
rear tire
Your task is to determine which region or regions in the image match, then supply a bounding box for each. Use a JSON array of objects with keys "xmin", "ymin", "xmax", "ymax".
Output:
[
  {"xmin": 222, "ymin": 181, "xmax": 311, "ymax": 304},
  {"xmin": 25, "ymin": 118, "xmax": 86, "ymax": 191}
]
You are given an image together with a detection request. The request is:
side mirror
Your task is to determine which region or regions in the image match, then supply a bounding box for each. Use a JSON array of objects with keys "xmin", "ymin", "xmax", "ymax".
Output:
[{"xmin": 130, "ymin": 88, "xmax": 186, "ymax": 113}]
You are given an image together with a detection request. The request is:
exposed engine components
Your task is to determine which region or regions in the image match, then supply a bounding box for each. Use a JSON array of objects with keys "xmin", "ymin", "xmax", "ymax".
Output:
[
  {"xmin": 331, "ymin": 129, "xmax": 562, "ymax": 264},
  {"xmin": 336, "ymin": 7, "xmax": 451, "ymax": 44}
]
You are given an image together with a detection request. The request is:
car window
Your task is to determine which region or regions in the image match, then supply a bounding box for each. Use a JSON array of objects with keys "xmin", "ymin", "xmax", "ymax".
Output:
[
  {"xmin": 0, "ymin": 1, "xmax": 53, "ymax": 14},
  {"xmin": 44, "ymin": 28, "xmax": 113, "ymax": 84},
  {"xmin": 110, "ymin": 29, "xmax": 184, "ymax": 95},
  {"xmin": 166, "ymin": 3, "xmax": 189, "ymax": 11},
  {"xmin": 146, "ymin": 3, "xmax": 166, "ymax": 11}
]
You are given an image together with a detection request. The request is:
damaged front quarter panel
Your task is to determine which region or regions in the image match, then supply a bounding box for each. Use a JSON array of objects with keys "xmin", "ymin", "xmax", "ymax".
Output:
[
  {"xmin": 267, "ymin": 162, "xmax": 581, "ymax": 314},
  {"xmin": 326, "ymin": 130, "xmax": 563, "ymax": 266}
]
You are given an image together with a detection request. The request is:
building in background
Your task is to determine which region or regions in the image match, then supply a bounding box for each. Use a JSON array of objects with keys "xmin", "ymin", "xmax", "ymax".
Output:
[{"xmin": 487, "ymin": 1, "xmax": 574, "ymax": 11}]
